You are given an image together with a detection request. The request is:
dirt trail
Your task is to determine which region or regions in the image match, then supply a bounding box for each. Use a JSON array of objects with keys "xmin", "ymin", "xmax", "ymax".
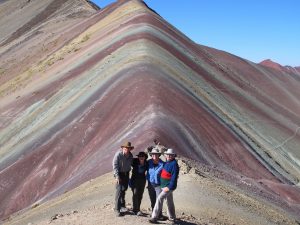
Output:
[{"xmin": 4, "ymin": 158, "xmax": 299, "ymax": 225}]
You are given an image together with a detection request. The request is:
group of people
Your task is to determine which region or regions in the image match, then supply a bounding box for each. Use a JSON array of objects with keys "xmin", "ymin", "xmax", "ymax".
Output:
[{"xmin": 112, "ymin": 140, "xmax": 180, "ymax": 224}]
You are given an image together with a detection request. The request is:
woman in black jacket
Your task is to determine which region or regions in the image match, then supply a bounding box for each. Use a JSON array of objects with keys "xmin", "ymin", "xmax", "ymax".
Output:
[{"xmin": 130, "ymin": 151, "xmax": 148, "ymax": 215}]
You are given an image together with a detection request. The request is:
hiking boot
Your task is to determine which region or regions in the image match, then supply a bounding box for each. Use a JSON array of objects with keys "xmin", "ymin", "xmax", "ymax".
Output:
[
  {"xmin": 115, "ymin": 210, "xmax": 123, "ymax": 217},
  {"xmin": 120, "ymin": 207, "xmax": 128, "ymax": 212},
  {"xmin": 158, "ymin": 215, "xmax": 168, "ymax": 221},
  {"xmin": 149, "ymin": 218, "xmax": 158, "ymax": 224}
]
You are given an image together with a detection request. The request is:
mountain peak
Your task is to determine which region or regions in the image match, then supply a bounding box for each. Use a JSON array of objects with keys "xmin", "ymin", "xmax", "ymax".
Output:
[
  {"xmin": 259, "ymin": 59, "xmax": 300, "ymax": 74},
  {"xmin": 259, "ymin": 59, "xmax": 283, "ymax": 70}
]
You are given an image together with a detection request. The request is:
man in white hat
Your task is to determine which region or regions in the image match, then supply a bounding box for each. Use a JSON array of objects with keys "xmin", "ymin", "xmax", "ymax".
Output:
[
  {"xmin": 112, "ymin": 141, "xmax": 134, "ymax": 217},
  {"xmin": 146, "ymin": 147, "xmax": 166, "ymax": 220},
  {"xmin": 149, "ymin": 148, "xmax": 179, "ymax": 224}
]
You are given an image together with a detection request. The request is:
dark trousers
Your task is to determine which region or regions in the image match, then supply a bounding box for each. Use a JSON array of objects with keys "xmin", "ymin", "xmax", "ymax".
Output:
[
  {"xmin": 131, "ymin": 178, "xmax": 146, "ymax": 212},
  {"xmin": 115, "ymin": 173, "xmax": 129, "ymax": 211}
]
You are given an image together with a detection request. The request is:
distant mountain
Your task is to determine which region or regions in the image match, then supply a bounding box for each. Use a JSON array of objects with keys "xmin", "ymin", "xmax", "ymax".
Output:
[
  {"xmin": 0, "ymin": 0, "xmax": 300, "ymax": 222},
  {"xmin": 259, "ymin": 59, "xmax": 283, "ymax": 70},
  {"xmin": 259, "ymin": 59, "xmax": 300, "ymax": 74}
]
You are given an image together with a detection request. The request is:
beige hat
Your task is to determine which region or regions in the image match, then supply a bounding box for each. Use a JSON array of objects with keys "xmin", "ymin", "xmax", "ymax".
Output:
[{"xmin": 121, "ymin": 141, "xmax": 134, "ymax": 149}]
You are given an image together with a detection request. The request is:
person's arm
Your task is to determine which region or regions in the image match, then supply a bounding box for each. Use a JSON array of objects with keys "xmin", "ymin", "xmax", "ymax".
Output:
[
  {"xmin": 112, "ymin": 152, "xmax": 120, "ymax": 183},
  {"xmin": 163, "ymin": 162, "xmax": 179, "ymax": 191},
  {"xmin": 146, "ymin": 160, "xmax": 151, "ymax": 181},
  {"xmin": 131, "ymin": 158, "xmax": 138, "ymax": 178}
]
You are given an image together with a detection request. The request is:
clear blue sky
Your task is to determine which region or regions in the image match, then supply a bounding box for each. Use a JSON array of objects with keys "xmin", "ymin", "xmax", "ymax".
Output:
[{"xmin": 91, "ymin": 0, "xmax": 300, "ymax": 67}]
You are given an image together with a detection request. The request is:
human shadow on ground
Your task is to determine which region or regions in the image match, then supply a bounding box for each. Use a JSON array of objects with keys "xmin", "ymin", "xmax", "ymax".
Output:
[
  {"xmin": 173, "ymin": 219, "xmax": 199, "ymax": 225},
  {"xmin": 146, "ymin": 219, "xmax": 199, "ymax": 225},
  {"xmin": 122, "ymin": 211, "xmax": 149, "ymax": 217},
  {"xmin": 122, "ymin": 210, "xmax": 199, "ymax": 225}
]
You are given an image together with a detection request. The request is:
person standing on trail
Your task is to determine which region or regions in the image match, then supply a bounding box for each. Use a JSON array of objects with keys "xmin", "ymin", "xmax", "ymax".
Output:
[
  {"xmin": 112, "ymin": 141, "xmax": 134, "ymax": 217},
  {"xmin": 147, "ymin": 147, "xmax": 167, "ymax": 220},
  {"xmin": 149, "ymin": 148, "xmax": 179, "ymax": 224},
  {"xmin": 130, "ymin": 151, "xmax": 148, "ymax": 216}
]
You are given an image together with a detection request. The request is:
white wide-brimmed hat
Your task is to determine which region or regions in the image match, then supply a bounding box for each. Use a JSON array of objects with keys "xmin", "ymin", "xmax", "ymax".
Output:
[
  {"xmin": 164, "ymin": 148, "xmax": 176, "ymax": 156},
  {"xmin": 149, "ymin": 147, "xmax": 162, "ymax": 155}
]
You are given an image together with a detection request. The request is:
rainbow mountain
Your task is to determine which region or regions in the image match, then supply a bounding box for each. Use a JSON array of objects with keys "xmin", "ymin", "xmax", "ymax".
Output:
[{"xmin": 0, "ymin": 0, "xmax": 300, "ymax": 222}]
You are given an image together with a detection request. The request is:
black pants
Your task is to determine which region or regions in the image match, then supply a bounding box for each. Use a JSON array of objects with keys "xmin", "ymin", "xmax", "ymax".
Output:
[
  {"xmin": 115, "ymin": 173, "xmax": 129, "ymax": 211},
  {"xmin": 131, "ymin": 178, "xmax": 146, "ymax": 212}
]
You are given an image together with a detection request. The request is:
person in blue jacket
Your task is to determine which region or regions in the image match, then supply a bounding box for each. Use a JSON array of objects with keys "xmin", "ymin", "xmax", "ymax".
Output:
[
  {"xmin": 149, "ymin": 148, "xmax": 179, "ymax": 224},
  {"xmin": 147, "ymin": 147, "xmax": 166, "ymax": 219}
]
